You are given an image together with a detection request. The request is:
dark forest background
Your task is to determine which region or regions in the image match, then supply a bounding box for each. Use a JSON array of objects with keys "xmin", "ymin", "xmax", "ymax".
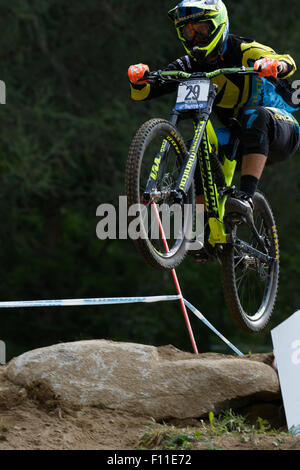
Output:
[{"xmin": 0, "ymin": 0, "xmax": 299, "ymax": 360}]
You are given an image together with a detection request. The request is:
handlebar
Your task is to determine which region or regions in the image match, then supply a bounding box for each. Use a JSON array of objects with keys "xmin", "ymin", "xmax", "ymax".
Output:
[
  {"xmin": 140, "ymin": 64, "xmax": 283, "ymax": 83},
  {"xmin": 161, "ymin": 66, "xmax": 257, "ymax": 80}
]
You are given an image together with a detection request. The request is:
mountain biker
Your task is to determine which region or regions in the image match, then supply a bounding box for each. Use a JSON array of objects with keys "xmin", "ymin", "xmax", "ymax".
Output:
[{"xmin": 128, "ymin": 0, "xmax": 300, "ymax": 260}]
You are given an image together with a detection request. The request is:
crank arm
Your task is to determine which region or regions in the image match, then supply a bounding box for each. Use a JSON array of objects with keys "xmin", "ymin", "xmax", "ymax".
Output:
[
  {"xmin": 232, "ymin": 209, "xmax": 269, "ymax": 255},
  {"xmin": 249, "ymin": 223, "xmax": 269, "ymax": 255},
  {"xmin": 234, "ymin": 238, "xmax": 275, "ymax": 264}
]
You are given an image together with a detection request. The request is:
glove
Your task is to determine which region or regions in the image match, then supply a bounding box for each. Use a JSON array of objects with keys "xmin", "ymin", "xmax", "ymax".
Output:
[
  {"xmin": 128, "ymin": 63, "xmax": 149, "ymax": 84},
  {"xmin": 254, "ymin": 58, "xmax": 279, "ymax": 78}
]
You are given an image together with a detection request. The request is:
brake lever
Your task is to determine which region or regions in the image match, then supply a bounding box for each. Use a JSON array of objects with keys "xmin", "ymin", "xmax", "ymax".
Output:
[
  {"xmin": 137, "ymin": 70, "xmax": 160, "ymax": 85},
  {"xmin": 240, "ymin": 64, "xmax": 284, "ymax": 76},
  {"xmin": 236, "ymin": 66, "xmax": 258, "ymax": 75},
  {"xmin": 138, "ymin": 70, "xmax": 180, "ymax": 85}
]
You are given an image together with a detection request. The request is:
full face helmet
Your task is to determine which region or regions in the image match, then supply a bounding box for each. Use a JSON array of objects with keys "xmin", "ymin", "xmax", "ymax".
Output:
[{"xmin": 168, "ymin": 0, "xmax": 229, "ymax": 63}]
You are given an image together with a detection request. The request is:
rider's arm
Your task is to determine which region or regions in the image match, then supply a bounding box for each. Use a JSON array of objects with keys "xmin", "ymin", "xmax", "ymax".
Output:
[
  {"xmin": 128, "ymin": 63, "xmax": 151, "ymax": 101},
  {"xmin": 240, "ymin": 40, "xmax": 296, "ymax": 79},
  {"xmin": 129, "ymin": 55, "xmax": 194, "ymax": 101},
  {"xmin": 129, "ymin": 82, "xmax": 152, "ymax": 101}
]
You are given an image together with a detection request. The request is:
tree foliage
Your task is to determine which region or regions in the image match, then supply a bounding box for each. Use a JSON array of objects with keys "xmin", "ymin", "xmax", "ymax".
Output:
[{"xmin": 0, "ymin": 0, "xmax": 299, "ymax": 359}]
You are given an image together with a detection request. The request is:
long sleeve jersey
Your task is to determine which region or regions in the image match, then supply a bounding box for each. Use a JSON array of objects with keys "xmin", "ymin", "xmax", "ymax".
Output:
[{"xmin": 130, "ymin": 34, "xmax": 298, "ymax": 126}]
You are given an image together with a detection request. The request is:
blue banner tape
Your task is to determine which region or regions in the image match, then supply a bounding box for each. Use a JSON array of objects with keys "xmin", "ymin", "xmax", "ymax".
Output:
[{"xmin": 183, "ymin": 299, "xmax": 243, "ymax": 356}]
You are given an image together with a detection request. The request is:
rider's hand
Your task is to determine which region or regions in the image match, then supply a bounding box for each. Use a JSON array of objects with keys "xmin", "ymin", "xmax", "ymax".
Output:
[
  {"xmin": 254, "ymin": 58, "xmax": 279, "ymax": 78},
  {"xmin": 128, "ymin": 64, "xmax": 150, "ymax": 85}
]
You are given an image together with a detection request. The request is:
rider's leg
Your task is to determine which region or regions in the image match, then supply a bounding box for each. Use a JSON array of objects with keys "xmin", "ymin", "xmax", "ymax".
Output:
[
  {"xmin": 238, "ymin": 107, "xmax": 271, "ymax": 201},
  {"xmin": 226, "ymin": 105, "xmax": 300, "ymax": 216},
  {"xmin": 240, "ymin": 153, "xmax": 267, "ymax": 197},
  {"xmin": 241, "ymin": 153, "xmax": 267, "ymax": 179}
]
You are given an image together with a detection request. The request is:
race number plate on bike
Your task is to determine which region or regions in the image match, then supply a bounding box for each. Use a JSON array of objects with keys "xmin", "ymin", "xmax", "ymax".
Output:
[{"xmin": 176, "ymin": 79, "xmax": 210, "ymax": 111}]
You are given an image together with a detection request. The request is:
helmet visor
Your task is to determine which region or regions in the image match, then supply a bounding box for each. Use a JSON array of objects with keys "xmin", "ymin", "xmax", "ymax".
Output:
[{"xmin": 178, "ymin": 21, "xmax": 214, "ymax": 47}]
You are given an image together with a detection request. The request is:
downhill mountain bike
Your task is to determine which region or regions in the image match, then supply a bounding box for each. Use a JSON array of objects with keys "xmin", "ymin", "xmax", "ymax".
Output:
[{"xmin": 125, "ymin": 67, "xmax": 280, "ymax": 333}]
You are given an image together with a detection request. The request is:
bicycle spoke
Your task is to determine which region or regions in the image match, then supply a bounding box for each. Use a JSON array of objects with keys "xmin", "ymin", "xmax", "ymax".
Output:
[{"xmin": 229, "ymin": 196, "xmax": 278, "ymax": 320}]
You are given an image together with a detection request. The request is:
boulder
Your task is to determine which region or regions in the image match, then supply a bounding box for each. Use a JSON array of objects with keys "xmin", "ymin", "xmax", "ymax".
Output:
[{"xmin": 5, "ymin": 340, "xmax": 280, "ymax": 420}]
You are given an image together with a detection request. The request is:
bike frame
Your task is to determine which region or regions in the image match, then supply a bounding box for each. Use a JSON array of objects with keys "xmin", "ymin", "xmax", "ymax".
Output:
[
  {"xmin": 143, "ymin": 67, "xmax": 255, "ymax": 248},
  {"xmin": 169, "ymin": 84, "xmax": 236, "ymax": 247}
]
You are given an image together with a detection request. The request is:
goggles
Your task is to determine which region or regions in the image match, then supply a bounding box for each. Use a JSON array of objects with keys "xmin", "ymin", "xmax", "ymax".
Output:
[{"xmin": 178, "ymin": 21, "xmax": 213, "ymax": 47}]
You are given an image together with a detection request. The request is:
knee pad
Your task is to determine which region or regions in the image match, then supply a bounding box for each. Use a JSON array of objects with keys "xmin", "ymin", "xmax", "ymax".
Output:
[{"xmin": 240, "ymin": 106, "xmax": 273, "ymax": 155}]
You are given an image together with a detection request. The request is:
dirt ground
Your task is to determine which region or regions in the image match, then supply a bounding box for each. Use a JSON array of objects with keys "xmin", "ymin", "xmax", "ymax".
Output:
[{"xmin": 1, "ymin": 365, "xmax": 300, "ymax": 451}]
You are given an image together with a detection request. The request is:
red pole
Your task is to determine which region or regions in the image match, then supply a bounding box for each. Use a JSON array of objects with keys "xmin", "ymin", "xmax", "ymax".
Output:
[{"xmin": 151, "ymin": 202, "xmax": 198, "ymax": 354}]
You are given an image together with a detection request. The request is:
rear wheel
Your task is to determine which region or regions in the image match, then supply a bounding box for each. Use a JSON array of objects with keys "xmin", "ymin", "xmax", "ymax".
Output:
[
  {"xmin": 125, "ymin": 118, "xmax": 194, "ymax": 271},
  {"xmin": 220, "ymin": 191, "xmax": 279, "ymax": 332}
]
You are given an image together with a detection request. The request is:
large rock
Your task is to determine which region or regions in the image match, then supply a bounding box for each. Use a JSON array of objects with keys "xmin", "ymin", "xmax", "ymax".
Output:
[{"xmin": 4, "ymin": 340, "xmax": 280, "ymax": 420}]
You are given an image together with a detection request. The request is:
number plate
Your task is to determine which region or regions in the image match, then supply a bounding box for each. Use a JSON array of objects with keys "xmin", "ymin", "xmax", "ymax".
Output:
[{"xmin": 176, "ymin": 79, "xmax": 210, "ymax": 111}]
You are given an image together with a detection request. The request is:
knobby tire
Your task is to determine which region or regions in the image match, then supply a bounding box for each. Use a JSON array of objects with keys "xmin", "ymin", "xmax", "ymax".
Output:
[
  {"xmin": 125, "ymin": 118, "xmax": 194, "ymax": 271},
  {"xmin": 220, "ymin": 191, "xmax": 279, "ymax": 333}
]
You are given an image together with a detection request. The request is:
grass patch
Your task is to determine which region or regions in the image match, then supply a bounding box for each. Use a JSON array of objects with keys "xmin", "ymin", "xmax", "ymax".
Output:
[
  {"xmin": 135, "ymin": 420, "xmax": 202, "ymax": 450},
  {"xmin": 208, "ymin": 409, "xmax": 273, "ymax": 434},
  {"xmin": 135, "ymin": 409, "xmax": 290, "ymax": 450}
]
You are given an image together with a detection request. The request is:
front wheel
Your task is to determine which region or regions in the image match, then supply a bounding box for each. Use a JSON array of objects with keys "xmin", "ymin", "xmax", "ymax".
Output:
[
  {"xmin": 125, "ymin": 118, "xmax": 194, "ymax": 271},
  {"xmin": 220, "ymin": 191, "xmax": 279, "ymax": 333}
]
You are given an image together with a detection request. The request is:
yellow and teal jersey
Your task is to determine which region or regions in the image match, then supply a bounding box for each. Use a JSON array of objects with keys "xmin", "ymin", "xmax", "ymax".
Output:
[{"xmin": 130, "ymin": 34, "xmax": 299, "ymax": 126}]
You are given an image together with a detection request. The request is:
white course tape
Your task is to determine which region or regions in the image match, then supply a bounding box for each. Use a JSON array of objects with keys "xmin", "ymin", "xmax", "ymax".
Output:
[{"xmin": 0, "ymin": 295, "xmax": 182, "ymax": 309}]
